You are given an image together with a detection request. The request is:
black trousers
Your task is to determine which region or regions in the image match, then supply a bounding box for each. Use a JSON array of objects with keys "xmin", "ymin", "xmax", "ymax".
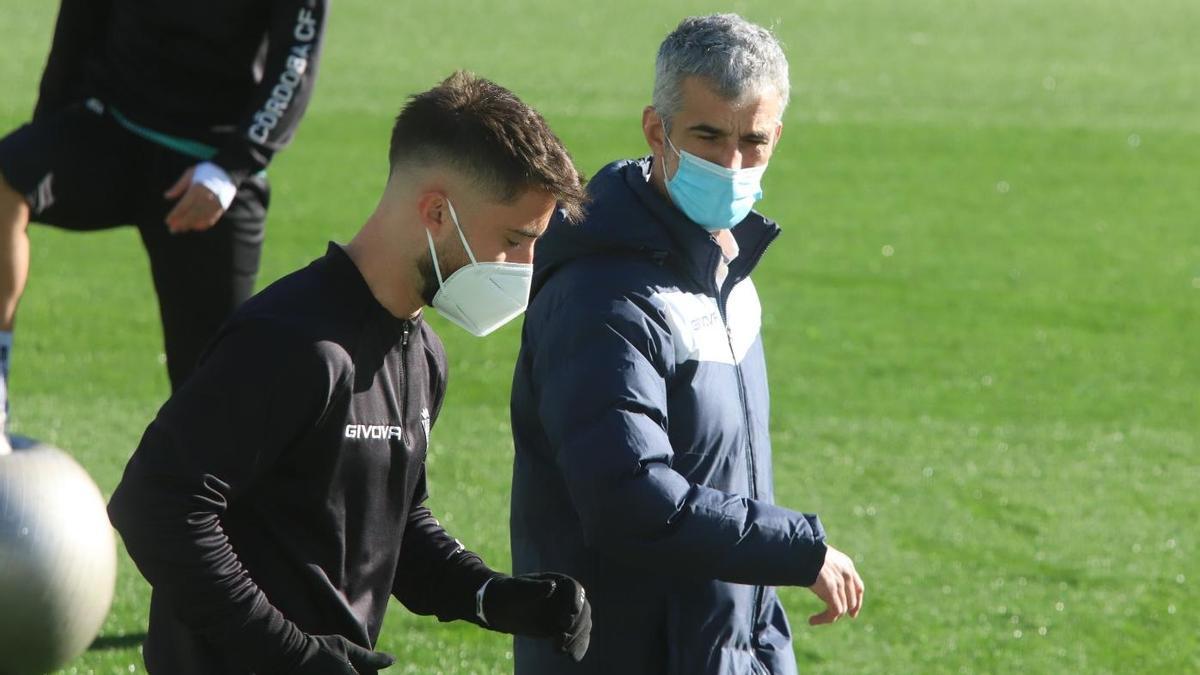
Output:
[{"xmin": 0, "ymin": 101, "xmax": 268, "ymax": 390}]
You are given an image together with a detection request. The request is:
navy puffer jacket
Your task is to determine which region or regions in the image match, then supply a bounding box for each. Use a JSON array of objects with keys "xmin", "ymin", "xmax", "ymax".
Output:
[{"xmin": 509, "ymin": 158, "xmax": 829, "ymax": 675}]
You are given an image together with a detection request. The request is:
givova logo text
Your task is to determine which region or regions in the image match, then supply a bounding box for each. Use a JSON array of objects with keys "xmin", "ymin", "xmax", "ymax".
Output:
[{"xmin": 344, "ymin": 424, "xmax": 402, "ymax": 440}]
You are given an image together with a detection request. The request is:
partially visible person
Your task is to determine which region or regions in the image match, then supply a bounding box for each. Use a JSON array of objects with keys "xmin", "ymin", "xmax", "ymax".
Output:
[
  {"xmin": 108, "ymin": 71, "xmax": 592, "ymax": 675},
  {"xmin": 0, "ymin": 0, "xmax": 330, "ymax": 446},
  {"xmin": 509, "ymin": 15, "xmax": 864, "ymax": 674}
]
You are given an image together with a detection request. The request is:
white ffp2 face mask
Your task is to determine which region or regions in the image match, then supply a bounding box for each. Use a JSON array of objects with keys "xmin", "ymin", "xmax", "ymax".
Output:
[{"xmin": 425, "ymin": 200, "xmax": 533, "ymax": 337}]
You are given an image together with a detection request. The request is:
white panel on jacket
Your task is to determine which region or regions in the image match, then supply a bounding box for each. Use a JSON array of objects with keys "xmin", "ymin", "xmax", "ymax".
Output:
[{"xmin": 654, "ymin": 278, "xmax": 762, "ymax": 366}]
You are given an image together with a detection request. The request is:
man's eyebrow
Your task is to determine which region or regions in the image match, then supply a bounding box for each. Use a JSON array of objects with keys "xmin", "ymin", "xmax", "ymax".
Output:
[
  {"xmin": 509, "ymin": 227, "xmax": 542, "ymax": 239},
  {"xmin": 687, "ymin": 123, "xmax": 729, "ymax": 137},
  {"xmin": 687, "ymin": 123, "xmax": 772, "ymax": 143}
]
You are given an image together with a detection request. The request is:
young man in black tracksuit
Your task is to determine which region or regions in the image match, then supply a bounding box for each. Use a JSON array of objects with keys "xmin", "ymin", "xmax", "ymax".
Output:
[
  {"xmin": 107, "ymin": 72, "xmax": 592, "ymax": 674},
  {"xmin": 0, "ymin": 0, "xmax": 328, "ymax": 443}
]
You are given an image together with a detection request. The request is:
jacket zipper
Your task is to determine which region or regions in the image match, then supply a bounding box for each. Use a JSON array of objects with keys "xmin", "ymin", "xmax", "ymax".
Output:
[
  {"xmin": 400, "ymin": 324, "xmax": 410, "ymax": 444},
  {"xmin": 714, "ymin": 229, "xmax": 779, "ymax": 655},
  {"xmin": 716, "ymin": 293, "xmax": 764, "ymax": 649}
]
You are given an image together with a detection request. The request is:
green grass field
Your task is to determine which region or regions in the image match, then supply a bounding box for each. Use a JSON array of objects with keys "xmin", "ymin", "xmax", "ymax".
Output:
[{"xmin": 2, "ymin": 1, "xmax": 1197, "ymax": 673}]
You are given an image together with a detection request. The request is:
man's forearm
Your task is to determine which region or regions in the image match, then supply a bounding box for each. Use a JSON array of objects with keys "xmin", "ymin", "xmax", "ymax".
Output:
[
  {"xmin": 392, "ymin": 505, "xmax": 498, "ymax": 625},
  {"xmin": 107, "ymin": 427, "xmax": 308, "ymax": 672},
  {"xmin": 211, "ymin": 0, "xmax": 326, "ymax": 183},
  {"xmin": 568, "ymin": 461, "xmax": 828, "ymax": 587}
]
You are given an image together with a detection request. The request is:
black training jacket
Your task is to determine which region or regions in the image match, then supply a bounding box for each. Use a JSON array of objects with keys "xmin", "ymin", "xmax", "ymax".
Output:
[
  {"xmin": 108, "ymin": 244, "xmax": 494, "ymax": 675},
  {"xmin": 34, "ymin": 0, "xmax": 326, "ymax": 184}
]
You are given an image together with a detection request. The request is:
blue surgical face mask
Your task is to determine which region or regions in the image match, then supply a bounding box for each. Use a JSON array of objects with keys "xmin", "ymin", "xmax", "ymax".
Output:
[{"xmin": 662, "ymin": 135, "xmax": 767, "ymax": 231}]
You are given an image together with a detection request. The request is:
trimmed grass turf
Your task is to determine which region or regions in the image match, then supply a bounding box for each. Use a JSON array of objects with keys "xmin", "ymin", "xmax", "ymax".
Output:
[{"xmin": 1, "ymin": 1, "xmax": 1197, "ymax": 672}]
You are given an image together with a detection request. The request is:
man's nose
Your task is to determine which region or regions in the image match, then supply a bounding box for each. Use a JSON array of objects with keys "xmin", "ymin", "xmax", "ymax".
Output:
[
  {"xmin": 714, "ymin": 145, "xmax": 744, "ymax": 170},
  {"xmin": 509, "ymin": 242, "xmax": 536, "ymax": 265}
]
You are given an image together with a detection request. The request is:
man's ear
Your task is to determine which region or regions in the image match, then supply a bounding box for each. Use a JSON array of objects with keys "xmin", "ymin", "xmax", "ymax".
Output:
[
  {"xmin": 415, "ymin": 191, "xmax": 450, "ymax": 237},
  {"xmin": 642, "ymin": 105, "xmax": 666, "ymax": 158}
]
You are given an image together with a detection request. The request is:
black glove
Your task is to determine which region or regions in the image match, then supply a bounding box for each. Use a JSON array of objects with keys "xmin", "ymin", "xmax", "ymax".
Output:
[
  {"xmin": 290, "ymin": 634, "xmax": 395, "ymax": 675},
  {"xmin": 482, "ymin": 573, "xmax": 592, "ymax": 662}
]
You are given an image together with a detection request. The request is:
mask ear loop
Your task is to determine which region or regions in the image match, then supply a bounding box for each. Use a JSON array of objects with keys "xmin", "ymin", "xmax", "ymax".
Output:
[
  {"xmin": 424, "ymin": 228, "xmax": 446, "ymax": 286},
  {"xmin": 444, "ymin": 199, "xmax": 479, "ymax": 265},
  {"xmin": 661, "ymin": 127, "xmax": 683, "ymax": 185}
]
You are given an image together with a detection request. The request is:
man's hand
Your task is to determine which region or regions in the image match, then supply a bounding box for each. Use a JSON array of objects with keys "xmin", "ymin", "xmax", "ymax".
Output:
[
  {"xmin": 290, "ymin": 634, "xmax": 395, "ymax": 675},
  {"xmin": 483, "ymin": 573, "xmax": 592, "ymax": 662},
  {"xmin": 807, "ymin": 545, "xmax": 865, "ymax": 625},
  {"xmin": 164, "ymin": 167, "xmax": 226, "ymax": 234}
]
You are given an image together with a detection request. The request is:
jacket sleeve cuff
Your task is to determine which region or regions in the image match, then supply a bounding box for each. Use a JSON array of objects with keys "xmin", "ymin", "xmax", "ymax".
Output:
[
  {"xmin": 214, "ymin": 596, "xmax": 310, "ymax": 674},
  {"xmin": 796, "ymin": 513, "xmax": 829, "ymax": 587},
  {"xmin": 442, "ymin": 556, "xmax": 501, "ymax": 626},
  {"xmin": 474, "ymin": 576, "xmax": 499, "ymax": 626},
  {"xmin": 211, "ymin": 141, "xmax": 272, "ymax": 188}
]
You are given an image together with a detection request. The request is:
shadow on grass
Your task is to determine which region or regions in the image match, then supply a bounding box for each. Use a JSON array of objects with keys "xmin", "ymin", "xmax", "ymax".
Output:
[{"xmin": 89, "ymin": 633, "xmax": 146, "ymax": 651}]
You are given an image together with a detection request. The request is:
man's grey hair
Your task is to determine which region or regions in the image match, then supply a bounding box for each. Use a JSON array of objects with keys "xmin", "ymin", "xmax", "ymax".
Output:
[{"xmin": 652, "ymin": 14, "xmax": 790, "ymax": 129}]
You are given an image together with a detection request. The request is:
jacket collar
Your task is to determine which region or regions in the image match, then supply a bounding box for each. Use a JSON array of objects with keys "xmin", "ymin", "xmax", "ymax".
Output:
[{"xmin": 615, "ymin": 157, "xmax": 781, "ymax": 298}]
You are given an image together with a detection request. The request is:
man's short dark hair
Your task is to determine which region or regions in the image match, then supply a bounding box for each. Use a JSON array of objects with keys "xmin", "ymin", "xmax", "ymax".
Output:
[{"xmin": 390, "ymin": 71, "xmax": 586, "ymax": 222}]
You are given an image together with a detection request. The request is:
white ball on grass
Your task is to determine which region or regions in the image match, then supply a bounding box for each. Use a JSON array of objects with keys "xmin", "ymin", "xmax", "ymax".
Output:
[{"xmin": 0, "ymin": 436, "xmax": 117, "ymax": 674}]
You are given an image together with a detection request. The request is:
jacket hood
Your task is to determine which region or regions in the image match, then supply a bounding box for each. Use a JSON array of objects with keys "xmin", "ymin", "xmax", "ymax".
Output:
[{"xmin": 531, "ymin": 158, "xmax": 780, "ymax": 299}]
